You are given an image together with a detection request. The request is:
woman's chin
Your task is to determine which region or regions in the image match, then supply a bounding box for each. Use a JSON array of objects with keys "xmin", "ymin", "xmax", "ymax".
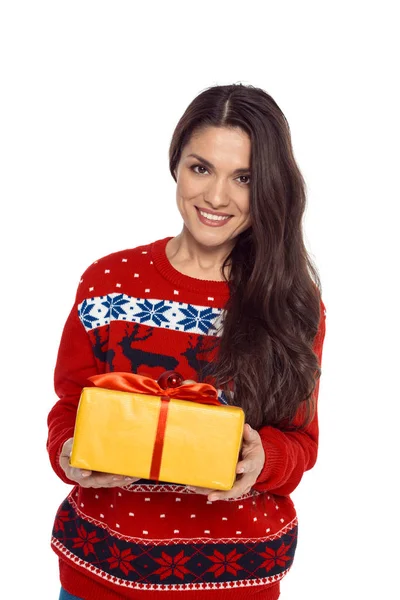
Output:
[{"xmin": 186, "ymin": 228, "xmax": 234, "ymax": 249}]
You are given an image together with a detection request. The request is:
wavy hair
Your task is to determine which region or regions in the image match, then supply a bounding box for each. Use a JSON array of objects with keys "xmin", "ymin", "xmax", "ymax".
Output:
[{"xmin": 169, "ymin": 83, "xmax": 324, "ymax": 431}]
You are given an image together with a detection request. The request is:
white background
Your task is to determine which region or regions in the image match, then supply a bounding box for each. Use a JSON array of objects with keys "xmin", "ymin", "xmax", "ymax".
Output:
[{"xmin": 1, "ymin": 1, "xmax": 399, "ymax": 598}]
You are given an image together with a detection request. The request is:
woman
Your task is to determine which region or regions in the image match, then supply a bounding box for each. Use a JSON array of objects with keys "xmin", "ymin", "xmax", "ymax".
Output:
[{"xmin": 48, "ymin": 83, "xmax": 326, "ymax": 599}]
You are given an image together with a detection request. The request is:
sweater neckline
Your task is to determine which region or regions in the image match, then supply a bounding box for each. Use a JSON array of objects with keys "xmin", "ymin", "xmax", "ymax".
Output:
[{"xmin": 151, "ymin": 236, "xmax": 230, "ymax": 298}]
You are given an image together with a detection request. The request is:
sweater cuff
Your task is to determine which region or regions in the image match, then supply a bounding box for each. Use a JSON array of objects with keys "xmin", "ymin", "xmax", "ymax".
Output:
[{"xmin": 254, "ymin": 437, "xmax": 284, "ymax": 486}]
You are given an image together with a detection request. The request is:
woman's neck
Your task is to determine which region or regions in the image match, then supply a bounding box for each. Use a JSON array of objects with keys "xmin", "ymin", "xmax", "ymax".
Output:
[{"xmin": 165, "ymin": 230, "xmax": 232, "ymax": 282}]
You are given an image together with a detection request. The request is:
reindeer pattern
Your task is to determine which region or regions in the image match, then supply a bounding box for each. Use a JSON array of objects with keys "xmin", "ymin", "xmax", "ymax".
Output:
[
  {"xmin": 118, "ymin": 323, "xmax": 179, "ymax": 373},
  {"xmin": 92, "ymin": 327, "xmax": 115, "ymax": 371},
  {"xmin": 180, "ymin": 334, "xmax": 220, "ymax": 381},
  {"xmin": 88, "ymin": 320, "xmax": 220, "ymax": 382}
]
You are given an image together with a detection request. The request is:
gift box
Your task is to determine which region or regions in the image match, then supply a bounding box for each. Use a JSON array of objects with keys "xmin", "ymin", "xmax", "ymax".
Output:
[{"xmin": 70, "ymin": 371, "xmax": 245, "ymax": 490}]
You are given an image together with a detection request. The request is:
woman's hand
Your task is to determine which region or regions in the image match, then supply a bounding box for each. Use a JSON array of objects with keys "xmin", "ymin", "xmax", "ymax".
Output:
[
  {"xmin": 59, "ymin": 438, "xmax": 140, "ymax": 488},
  {"xmin": 187, "ymin": 423, "xmax": 265, "ymax": 501}
]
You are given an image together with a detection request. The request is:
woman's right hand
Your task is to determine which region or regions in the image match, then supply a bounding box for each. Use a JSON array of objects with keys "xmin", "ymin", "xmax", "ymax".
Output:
[{"xmin": 59, "ymin": 438, "xmax": 140, "ymax": 488}]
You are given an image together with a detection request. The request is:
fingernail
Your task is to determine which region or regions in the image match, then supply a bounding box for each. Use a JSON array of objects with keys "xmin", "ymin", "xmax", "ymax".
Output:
[
  {"xmin": 209, "ymin": 495, "xmax": 218, "ymax": 502},
  {"xmin": 238, "ymin": 467, "xmax": 245, "ymax": 474},
  {"xmin": 112, "ymin": 476, "xmax": 122, "ymax": 481},
  {"xmin": 81, "ymin": 471, "xmax": 90, "ymax": 478}
]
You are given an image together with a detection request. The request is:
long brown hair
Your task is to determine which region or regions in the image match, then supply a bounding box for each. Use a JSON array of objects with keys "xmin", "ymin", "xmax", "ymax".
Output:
[{"xmin": 169, "ymin": 83, "xmax": 324, "ymax": 431}]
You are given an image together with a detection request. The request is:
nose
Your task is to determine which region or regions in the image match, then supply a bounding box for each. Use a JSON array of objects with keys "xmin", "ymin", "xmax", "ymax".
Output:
[{"xmin": 204, "ymin": 178, "xmax": 230, "ymax": 209}]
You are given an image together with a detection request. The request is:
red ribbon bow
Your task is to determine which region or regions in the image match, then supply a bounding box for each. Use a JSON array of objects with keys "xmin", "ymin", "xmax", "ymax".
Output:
[{"xmin": 87, "ymin": 371, "xmax": 220, "ymax": 481}]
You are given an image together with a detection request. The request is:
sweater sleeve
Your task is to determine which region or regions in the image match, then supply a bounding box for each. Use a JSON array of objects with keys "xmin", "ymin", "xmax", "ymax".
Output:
[
  {"xmin": 252, "ymin": 298, "xmax": 326, "ymax": 496},
  {"xmin": 46, "ymin": 286, "xmax": 99, "ymax": 484}
]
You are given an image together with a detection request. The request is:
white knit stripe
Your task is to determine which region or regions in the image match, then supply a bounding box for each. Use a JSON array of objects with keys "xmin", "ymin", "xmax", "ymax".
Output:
[
  {"xmin": 78, "ymin": 293, "xmax": 225, "ymax": 336},
  {"xmin": 120, "ymin": 483, "xmax": 260, "ymax": 499}
]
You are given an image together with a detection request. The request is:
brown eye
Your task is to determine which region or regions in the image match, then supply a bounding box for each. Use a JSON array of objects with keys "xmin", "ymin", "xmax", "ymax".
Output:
[
  {"xmin": 191, "ymin": 164, "xmax": 208, "ymax": 175},
  {"xmin": 238, "ymin": 175, "xmax": 251, "ymax": 185}
]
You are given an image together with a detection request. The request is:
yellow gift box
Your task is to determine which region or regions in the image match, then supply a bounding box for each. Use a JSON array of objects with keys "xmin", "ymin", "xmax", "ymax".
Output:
[{"xmin": 70, "ymin": 371, "xmax": 245, "ymax": 490}]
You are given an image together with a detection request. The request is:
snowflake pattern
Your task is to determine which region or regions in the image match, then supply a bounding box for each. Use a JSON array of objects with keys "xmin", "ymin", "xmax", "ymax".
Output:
[
  {"xmin": 177, "ymin": 305, "xmax": 218, "ymax": 334},
  {"xmin": 54, "ymin": 510, "xmax": 69, "ymax": 533},
  {"xmin": 78, "ymin": 299, "xmax": 98, "ymax": 329},
  {"xmin": 133, "ymin": 299, "xmax": 170, "ymax": 326},
  {"xmin": 77, "ymin": 294, "xmax": 224, "ymax": 336},
  {"xmin": 72, "ymin": 525, "xmax": 100, "ymax": 557},
  {"xmin": 259, "ymin": 542, "xmax": 292, "ymax": 572},
  {"xmin": 153, "ymin": 550, "xmax": 191, "ymax": 581},
  {"xmin": 207, "ymin": 549, "xmax": 243, "ymax": 577},
  {"xmin": 101, "ymin": 294, "xmax": 130, "ymax": 319},
  {"xmin": 107, "ymin": 543, "xmax": 136, "ymax": 576}
]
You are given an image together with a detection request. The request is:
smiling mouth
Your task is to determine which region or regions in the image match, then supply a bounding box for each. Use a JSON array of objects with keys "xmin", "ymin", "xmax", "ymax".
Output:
[
  {"xmin": 195, "ymin": 207, "xmax": 232, "ymax": 221},
  {"xmin": 195, "ymin": 206, "xmax": 233, "ymax": 228}
]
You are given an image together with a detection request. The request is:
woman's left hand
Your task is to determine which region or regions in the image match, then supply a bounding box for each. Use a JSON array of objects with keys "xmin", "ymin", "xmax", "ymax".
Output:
[{"xmin": 187, "ymin": 423, "xmax": 265, "ymax": 502}]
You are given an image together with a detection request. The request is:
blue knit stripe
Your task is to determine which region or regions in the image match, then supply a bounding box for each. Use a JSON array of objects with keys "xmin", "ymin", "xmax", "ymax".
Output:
[{"xmin": 78, "ymin": 294, "xmax": 224, "ymax": 336}]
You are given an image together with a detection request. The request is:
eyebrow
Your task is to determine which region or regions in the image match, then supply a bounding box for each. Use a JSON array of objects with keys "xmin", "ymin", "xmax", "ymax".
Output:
[{"xmin": 186, "ymin": 153, "xmax": 251, "ymax": 175}]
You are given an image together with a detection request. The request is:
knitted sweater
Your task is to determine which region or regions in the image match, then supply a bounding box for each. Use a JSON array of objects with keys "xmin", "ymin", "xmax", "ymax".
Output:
[{"xmin": 47, "ymin": 235, "xmax": 326, "ymax": 599}]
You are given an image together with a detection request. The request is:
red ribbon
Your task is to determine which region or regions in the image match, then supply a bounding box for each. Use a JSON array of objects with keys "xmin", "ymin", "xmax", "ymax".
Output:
[{"xmin": 87, "ymin": 372, "xmax": 220, "ymax": 481}]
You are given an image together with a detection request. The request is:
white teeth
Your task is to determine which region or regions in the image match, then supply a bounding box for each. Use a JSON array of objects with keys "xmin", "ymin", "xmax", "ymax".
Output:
[{"xmin": 199, "ymin": 210, "xmax": 230, "ymax": 221}]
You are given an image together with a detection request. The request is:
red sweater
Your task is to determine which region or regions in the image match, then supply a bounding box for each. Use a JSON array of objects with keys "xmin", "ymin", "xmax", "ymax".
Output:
[{"xmin": 47, "ymin": 236, "xmax": 326, "ymax": 599}]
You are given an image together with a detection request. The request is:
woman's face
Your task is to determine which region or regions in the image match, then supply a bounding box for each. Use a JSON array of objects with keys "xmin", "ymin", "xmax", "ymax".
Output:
[{"xmin": 174, "ymin": 126, "xmax": 252, "ymax": 249}]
